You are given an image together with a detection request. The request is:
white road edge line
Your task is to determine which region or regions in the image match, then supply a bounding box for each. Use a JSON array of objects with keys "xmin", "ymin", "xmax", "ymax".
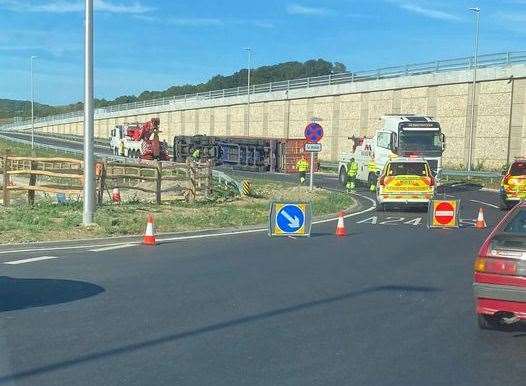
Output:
[
  {"xmin": 0, "ymin": 241, "xmax": 140, "ymax": 255},
  {"xmin": 5, "ymin": 256, "xmax": 60, "ymax": 265},
  {"xmin": 469, "ymin": 199, "xmax": 499, "ymax": 209},
  {"xmin": 0, "ymin": 191, "xmax": 376, "ymax": 253},
  {"xmin": 89, "ymin": 243, "xmax": 134, "ymax": 252}
]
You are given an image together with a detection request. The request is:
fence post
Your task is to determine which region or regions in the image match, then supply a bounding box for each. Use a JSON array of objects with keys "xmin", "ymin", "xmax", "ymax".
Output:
[
  {"xmin": 207, "ymin": 159, "xmax": 213, "ymax": 196},
  {"xmin": 186, "ymin": 159, "xmax": 196, "ymax": 203},
  {"xmin": 28, "ymin": 158, "xmax": 38, "ymax": 205},
  {"xmin": 96, "ymin": 162, "xmax": 106, "ymax": 205},
  {"xmin": 3, "ymin": 153, "xmax": 10, "ymax": 207},
  {"xmin": 155, "ymin": 161, "xmax": 162, "ymax": 205}
]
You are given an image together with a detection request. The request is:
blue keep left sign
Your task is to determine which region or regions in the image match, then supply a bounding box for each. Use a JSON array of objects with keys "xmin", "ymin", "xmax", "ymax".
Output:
[
  {"xmin": 269, "ymin": 202, "xmax": 311, "ymax": 237},
  {"xmin": 276, "ymin": 204, "xmax": 305, "ymax": 234}
]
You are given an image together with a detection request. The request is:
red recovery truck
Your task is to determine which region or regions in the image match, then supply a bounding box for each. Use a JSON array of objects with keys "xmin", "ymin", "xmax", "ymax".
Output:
[{"xmin": 109, "ymin": 118, "xmax": 170, "ymax": 161}]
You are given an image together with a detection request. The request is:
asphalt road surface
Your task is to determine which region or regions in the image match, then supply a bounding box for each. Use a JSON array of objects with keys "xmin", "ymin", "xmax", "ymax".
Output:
[
  {"xmin": 0, "ymin": 132, "xmax": 524, "ymax": 385},
  {"xmin": 1, "ymin": 131, "xmax": 112, "ymax": 156}
]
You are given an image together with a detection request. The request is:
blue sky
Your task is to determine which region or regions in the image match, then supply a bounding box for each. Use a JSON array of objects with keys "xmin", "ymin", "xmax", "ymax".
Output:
[{"xmin": 0, "ymin": 0, "xmax": 524, "ymax": 105}]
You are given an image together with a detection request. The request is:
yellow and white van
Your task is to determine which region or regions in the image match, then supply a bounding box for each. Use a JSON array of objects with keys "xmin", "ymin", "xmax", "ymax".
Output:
[{"xmin": 377, "ymin": 157, "xmax": 435, "ymax": 211}]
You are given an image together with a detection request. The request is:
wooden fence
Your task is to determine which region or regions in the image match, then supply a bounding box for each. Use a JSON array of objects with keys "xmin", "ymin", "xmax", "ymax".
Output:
[
  {"xmin": 0, "ymin": 154, "xmax": 213, "ymax": 206},
  {"xmin": 102, "ymin": 159, "xmax": 213, "ymax": 204}
]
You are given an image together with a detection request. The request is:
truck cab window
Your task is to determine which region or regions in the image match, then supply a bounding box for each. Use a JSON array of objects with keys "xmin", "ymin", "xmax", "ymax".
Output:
[{"xmin": 377, "ymin": 132, "xmax": 390, "ymax": 149}]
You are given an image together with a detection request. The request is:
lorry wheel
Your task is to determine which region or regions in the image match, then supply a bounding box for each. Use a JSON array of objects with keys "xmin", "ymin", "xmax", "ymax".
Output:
[
  {"xmin": 378, "ymin": 203, "xmax": 391, "ymax": 212},
  {"xmin": 339, "ymin": 167, "xmax": 348, "ymax": 187},
  {"xmin": 477, "ymin": 314, "xmax": 497, "ymax": 330}
]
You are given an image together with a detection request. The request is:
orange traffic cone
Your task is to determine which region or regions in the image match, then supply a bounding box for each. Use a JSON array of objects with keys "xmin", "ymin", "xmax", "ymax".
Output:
[
  {"xmin": 475, "ymin": 208, "xmax": 487, "ymax": 229},
  {"xmin": 336, "ymin": 211, "xmax": 347, "ymax": 237},
  {"xmin": 143, "ymin": 213, "xmax": 156, "ymax": 245},
  {"xmin": 112, "ymin": 188, "xmax": 121, "ymax": 203}
]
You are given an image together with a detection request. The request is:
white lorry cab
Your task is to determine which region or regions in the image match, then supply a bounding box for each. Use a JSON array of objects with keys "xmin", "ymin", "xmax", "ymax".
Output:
[{"xmin": 338, "ymin": 114, "xmax": 445, "ymax": 187}]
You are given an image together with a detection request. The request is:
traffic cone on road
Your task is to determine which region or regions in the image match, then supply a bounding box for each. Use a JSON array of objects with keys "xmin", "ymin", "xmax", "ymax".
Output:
[
  {"xmin": 335, "ymin": 211, "xmax": 347, "ymax": 237},
  {"xmin": 475, "ymin": 208, "xmax": 487, "ymax": 229},
  {"xmin": 143, "ymin": 213, "xmax": 156, "ymax": 246},
  {"xmin": 112, "ymin": 188, "xmax": 121, "ymax": 203}
]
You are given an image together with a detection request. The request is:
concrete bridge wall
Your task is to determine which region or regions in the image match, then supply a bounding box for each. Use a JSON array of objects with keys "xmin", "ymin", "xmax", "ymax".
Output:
[{"xmin": 10, "ymin": 64, "xmax": 526, "ymax": 169}]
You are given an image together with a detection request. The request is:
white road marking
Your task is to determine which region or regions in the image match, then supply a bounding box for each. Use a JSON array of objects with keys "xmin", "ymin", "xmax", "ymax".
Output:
[
  {"xmin": 4, "ymin": 256, "xmax": 60, "ymax": 265},
  {"xmin": 0, "ymin": 241, "xmax": 140, "ymax": 255},
  {"xmin": 89, "ymin": 243, "xmax": 134, "ymax": 252},
  {"xmin": 469, "ymin": 199, "xmax": 499, "ymax": 209},
  {"xmin": 460, "ymin": 218, "xmax": 476, "ymax": 227},
  {"xmin": 404, "ymin": 217, "xmax": 422, "ymax": 226},
  {"xmin": 379, "ymin": 217, "xmax": 406, "ymax": 225},
  {"xmin": 356, "ymin": 215, "xmax": 423, "ymax": 226},
  {"xmin": 357, "ymin": 216, "xmax": 378, "ymax": 224}
]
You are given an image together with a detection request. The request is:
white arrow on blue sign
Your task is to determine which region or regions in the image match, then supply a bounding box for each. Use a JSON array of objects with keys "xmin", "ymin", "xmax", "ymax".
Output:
[{"xmin": 276, "ymin": 204, "xmax": 305, "ymax": 233}]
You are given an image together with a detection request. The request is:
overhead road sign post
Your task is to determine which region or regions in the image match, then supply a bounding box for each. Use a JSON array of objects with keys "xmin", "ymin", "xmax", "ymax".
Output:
[
  {"xmin": 268, "ymin": 202, "xmax": 312, "ymax": 237},
  {"xmin": 428, "ymin": 199, "xmax": 460, "ymax": 228}
]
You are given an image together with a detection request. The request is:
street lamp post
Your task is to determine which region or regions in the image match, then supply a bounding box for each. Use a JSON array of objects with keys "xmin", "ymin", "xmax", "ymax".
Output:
[
  {"xmin": 83, "ymin": 0, "xmax": 95, "ymax": 225},
  {"xmin": 467, "ymin": 7, "xmax": 480, "ymax": 172},
  {"xmin": 244, "ymin": 48, "xmax": 251, "ymax": 135},
  {"xmin": 30, "ymin": 55, "xmax": 37, "ymax": 150}
]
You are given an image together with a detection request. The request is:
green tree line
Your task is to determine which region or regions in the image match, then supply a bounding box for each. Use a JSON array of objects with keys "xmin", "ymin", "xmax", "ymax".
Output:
[{"xmin": 0, "ymin": 58, "xmax": 346, "ymax": 120}]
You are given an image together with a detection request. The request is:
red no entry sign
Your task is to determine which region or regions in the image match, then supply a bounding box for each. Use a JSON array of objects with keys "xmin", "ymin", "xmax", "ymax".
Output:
[
  {"xmin": 430, "ymin": 200, "xmax": 459, "ymax": 228},
  {"xmin": 435, "ymin": 202, "xmax": 454, "ymax": 224}
]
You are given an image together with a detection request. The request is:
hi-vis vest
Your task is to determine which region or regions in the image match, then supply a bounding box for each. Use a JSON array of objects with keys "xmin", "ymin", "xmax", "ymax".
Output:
[
  {"xmin": 297, "ymin": 159, "xmax": 309, "ymax": 172},
  {"xmin": 347, "ymin": 161, "xmax": 358, "ymax": 176},
  {"xmin": 368, "ymin": 160, "xmax": 378, "ymax": 173}
]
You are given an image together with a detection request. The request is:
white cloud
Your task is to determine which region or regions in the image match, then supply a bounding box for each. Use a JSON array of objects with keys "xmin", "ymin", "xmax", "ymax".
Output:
[
  {"xmin": 495, "ymin": 11, "xmax": 526, "ymax": 34},
  {"xmin": 497, "ymin": 12, "xmax": 526, "ymax": 23},
  {"xmin": 391, "ymin": 1, "xmax": 461, "ymax": 21},
  {"xmin": 286, "ymin": 3, "xmax": 333, "ymax": 16},
  {"xmin": 135, "ymin": 16, "xmax": 275, "ymax": 29},
  {"xmin": 252, "ymin": 20, "xmax": 275, "ymax": 29},
  {"xmin": 94, "ymin": 0, "xmax": 152, "ymax": 14},
  {"xmin": 0, "ymin": 0, "xmax": 152, "ymax": 14},
  {"xmin": 168, "ymin": 18, "xmax": 225, "ymax": 27},
  {"xmin": 0, "ymin": 29, "xmax": 81, "ymax": 57}
]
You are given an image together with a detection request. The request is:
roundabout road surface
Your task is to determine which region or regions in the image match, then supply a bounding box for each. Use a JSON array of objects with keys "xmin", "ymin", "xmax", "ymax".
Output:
[{"xmin": 0, "ymin": 133, "xmax": 523, "ymax": 386}]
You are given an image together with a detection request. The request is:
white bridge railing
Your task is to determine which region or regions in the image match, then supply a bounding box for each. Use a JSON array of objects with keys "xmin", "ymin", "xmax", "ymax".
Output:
[{"xmin": 2, "ymin": 50, "xmax": 525, "ymax": 130}]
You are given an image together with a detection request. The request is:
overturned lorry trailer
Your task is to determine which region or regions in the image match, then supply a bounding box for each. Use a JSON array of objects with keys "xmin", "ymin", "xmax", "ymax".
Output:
[{"xmin": 173, "ymin": 135, "xmax": 319, "ymax": 173}]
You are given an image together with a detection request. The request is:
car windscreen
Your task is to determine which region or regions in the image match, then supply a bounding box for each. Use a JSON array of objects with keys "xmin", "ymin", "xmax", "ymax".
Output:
[
  {"xmin": 388, "ymin": 162, "xmax": 428, "ymax": 176},
  {"xmin": 503, "ymin": 210, "xmax": 526, "ymax": 234},
  {"xmin": 491, "ymin": 233, "xmax": 526, "ymax": 253},
  {"xmin": 510, "ymin": 162, "xmax": 526, "ymax": 176}
]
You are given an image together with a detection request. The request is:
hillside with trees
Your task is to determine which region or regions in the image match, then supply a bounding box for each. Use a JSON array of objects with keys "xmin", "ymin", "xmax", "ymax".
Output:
[{"xmin": 0, "ymin": 58, "xmax": 346, "ymax": 121}]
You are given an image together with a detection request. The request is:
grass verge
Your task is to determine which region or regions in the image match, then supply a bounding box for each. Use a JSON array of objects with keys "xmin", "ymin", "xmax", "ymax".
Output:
[
  {"xmin": 0, "ymin": 136, "xmax": 356, "ymax": 244},
  {"xmin": 0, "ymin": 178, "xmax": 355, "ymax": 244},
  {"xmin": 0, "ymin": 137, "xmax": 72, "ymax": 158}
]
